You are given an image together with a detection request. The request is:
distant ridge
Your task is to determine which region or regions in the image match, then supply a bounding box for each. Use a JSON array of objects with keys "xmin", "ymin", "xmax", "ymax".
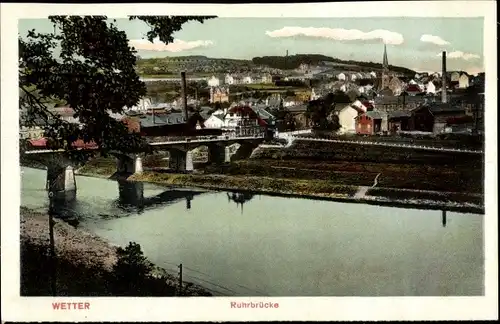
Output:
[
  {"xmin": 252, "ymin": 54, "xmax": 416, "ymax": 75},
  {"xmin": 137, "ymin": 53, "xmax": 416, "ymax": 76}
]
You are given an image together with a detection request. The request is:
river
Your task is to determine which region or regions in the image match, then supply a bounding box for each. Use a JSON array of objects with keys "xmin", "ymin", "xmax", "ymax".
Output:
[{"xmin": 21, "ymin": 167, "xmax": 484, "ymax": 296}]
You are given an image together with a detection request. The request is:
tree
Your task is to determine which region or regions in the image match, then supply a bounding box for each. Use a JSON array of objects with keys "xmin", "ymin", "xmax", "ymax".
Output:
[
  {"xmin": 19, "ymin": 15, "xmax": 215, "ymax": 297},
  {"xmin": 269, "ymin": 107, "xmax": 296, "ymax": 132},
  {"xmin": 111, "ymin": 242, "xmax": 153, "ymax": 296},
  {"xmin": 306, "ymin": 93, "xmax": 341, "ymax": 132},
  {"xmin": 19, "ymin": 15, "xmax": 215, "ymax": 158}
]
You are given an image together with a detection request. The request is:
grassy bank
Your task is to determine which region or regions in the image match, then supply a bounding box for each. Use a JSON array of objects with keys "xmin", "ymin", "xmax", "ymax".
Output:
[
  {"xmin": 208, "ymin": 160, "xmax": 483, "ymax": 193},
  {"xmin": 20, "ymin": 207, "xmax": 212, "ymax": 297},
  {"xmin": 72, "ymin": 153, "xmax": 483, "ymax": 208},
  {"xmin": 128, "ymin": 172, "xmax": 359, "ymax": 198},
  {"xmin": 366, "ymin": 188, "xmax": 484, "ymax": 205}
]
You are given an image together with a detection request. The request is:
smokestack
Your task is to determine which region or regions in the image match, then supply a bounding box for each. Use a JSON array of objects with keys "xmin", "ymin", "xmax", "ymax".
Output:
[
  {"xmin": 441, "ymin": 51, "xmax": 447, "ymax": 103},
  {"xmin": 180, "ymin": 71, "xmax": 189, "ymax": 122}
]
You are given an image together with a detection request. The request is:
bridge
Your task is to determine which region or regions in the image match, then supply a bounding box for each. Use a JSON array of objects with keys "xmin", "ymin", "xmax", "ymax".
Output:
[{"xmin": 22, "ymin": 134, "xmax": 266, "ymax": 201}]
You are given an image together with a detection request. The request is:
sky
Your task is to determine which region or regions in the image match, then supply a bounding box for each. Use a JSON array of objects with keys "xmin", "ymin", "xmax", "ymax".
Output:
[{"xmin": 19, "ymin": 17, "xmax": 484, "ymax": 75}]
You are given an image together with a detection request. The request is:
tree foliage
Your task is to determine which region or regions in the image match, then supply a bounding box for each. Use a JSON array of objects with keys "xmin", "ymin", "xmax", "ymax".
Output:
[
  {"xmin": 269, "ymin": 107, "xmax": 296, "ymax": 132},
  {"xmin": 111, "ymin": 242, "xmax": 153, "ymax": 295},
  {"xmin": 19, "ymin": 15, "xmax": 215, "ymax": 157},
  {"xmin": 306, "ymin": 92, "xmax": 343, "ymax": 131}
]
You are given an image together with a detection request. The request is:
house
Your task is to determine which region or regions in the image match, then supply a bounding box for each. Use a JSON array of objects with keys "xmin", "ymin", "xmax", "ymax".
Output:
[
  {"xmin": 225, "ymin": 74, "xmax": 235, "ymax": 85},
  {"xmin": 373, "ymin": 95, "xmax": 428, "ymax": 112},
  {"xmin": 208, "ymin": 75, "xmax": 220, "ymax": 87},
  {"xmin": 261, "ymin": 73, "xmax": 272, "ymax": 84},
  {"xmin": 355, "ymin": 111, "xmax": 387, "ymax": 135},
  {"xmin": 47, "ymin": 105, "xmax": 81, "ymax": 124},
  {"xmin": 126, "ymin": 98, "xmax": 152, "ymax": 112},
  {"xmin": 388, "ymin": 77, "xmax": 403, "ymax": 96},
  {"xmin": 426, "ymin": 81, "xmax": 437, "ymax": 94},
  {"xmin": 203, "ymin": 113, "xmax": 225, "ymax": 129},
  {"xmin": 336, "ymin": 102, "xmax": 367, "ymax": 134},
  {"xmin": 210, "ymin": 86, "xmax": 230, "ymax": 104},
  {"xmin": 242, "ymin": 76, "xmax": 254, "ymax": 84},
  {"xmin": 450, "ymin": 71, "xmax": 461, "ymax": 82},
  {"xmin": 286, "ymin": 104, "xmax": 310, "ymax": 129},
  {"xmin": 409, "ymin": 102, "xmax": 467, "ymax": 133},
  {"xmin": 369, "ymin": 71, "xmax": 377, "ymax": 78},
  {"xmin": 405, "ymin": 83, "xmax": 423, "ymax": 96},
  {"xmin": 387, "ymin": 110, "xmax": 412, "ymax": 133},
  {"xmin": 283, "ymin": 96, "xmax": 300, "ymax": 108},
  {"xmin": 121, "ymin": 111, "xmax": 209, "ymax": 137},
  {"xmin": 428, "ymin": 102, "xmax": 468, "ymax": 134},
  {"xmin": 337, "ymin": 73, "xmax": 346, "ymax": 81},
  {"xmin": 222, "ymin": 105, "xmax": 269, "ymax": 136},
  {"xmin": 458, "ymin": 73, "xmax": 470, "ymax": 89}
]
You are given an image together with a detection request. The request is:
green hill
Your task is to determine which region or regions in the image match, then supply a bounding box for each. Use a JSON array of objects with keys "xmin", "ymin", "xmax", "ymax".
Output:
[{"xmin": 252, "ymin": 54, "xmax": 415, "ymax": 76}]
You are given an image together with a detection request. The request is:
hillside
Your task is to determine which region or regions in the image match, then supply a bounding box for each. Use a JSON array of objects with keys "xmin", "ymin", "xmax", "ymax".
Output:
[
  {"xmin": 136, "ymin": 54, "xmax": 416, "ymax": 77},
  {"xmin": 136, "ymin": 56, "xmax": 254, "ymax": 76},
  {"xmin": 252, "ymin": 54, "xmax": 416, "ymax": 76}
]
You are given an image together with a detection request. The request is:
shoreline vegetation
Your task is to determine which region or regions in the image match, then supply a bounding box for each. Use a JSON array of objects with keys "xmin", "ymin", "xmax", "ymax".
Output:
[{"xmin": 20, "ymin": 207, "xmax": 213, "ymax": 297}]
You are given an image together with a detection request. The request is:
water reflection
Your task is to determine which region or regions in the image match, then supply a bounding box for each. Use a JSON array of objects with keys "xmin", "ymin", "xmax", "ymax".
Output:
[
  {"xmin": 45, "ymin": 180, "xmax": 206, "ymax": 225},
  {"xmin": 227, "ymin": 192, "xmax": 255, "ymax": 213},
  {"xmin": 116, "ymin": 180, "xmax": 203, "ymax": 213}
]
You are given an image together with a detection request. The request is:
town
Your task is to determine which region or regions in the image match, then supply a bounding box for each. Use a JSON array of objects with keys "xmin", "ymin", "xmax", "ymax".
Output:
[{"xmin": 16, "ymin": 15, "xmax": 486, "ymax": 302}]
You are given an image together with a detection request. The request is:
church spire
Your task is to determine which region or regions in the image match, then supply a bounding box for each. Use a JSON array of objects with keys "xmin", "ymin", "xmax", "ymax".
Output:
[{"xmin": 383, "ymin": 43, "xmax": 389, "ymax": 70}]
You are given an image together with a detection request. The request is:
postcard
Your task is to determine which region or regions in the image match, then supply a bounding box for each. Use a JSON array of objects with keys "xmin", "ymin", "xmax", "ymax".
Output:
[{"xmin": 1, "ymin": 1, "xmax": 498, "ymax": 322}]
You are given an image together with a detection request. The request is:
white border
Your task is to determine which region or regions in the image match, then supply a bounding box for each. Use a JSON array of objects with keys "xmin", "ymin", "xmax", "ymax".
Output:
[{"xmin": 1, "ymin": 1, "xmax": 498, "ymax": 321}]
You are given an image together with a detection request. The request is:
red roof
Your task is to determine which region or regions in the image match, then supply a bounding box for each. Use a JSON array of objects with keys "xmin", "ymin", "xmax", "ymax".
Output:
[
  {"xmin": 406, "ymin": 84, "xmax": 422, "ymax": 92},
  {"xmin": 28, "ymin": 137, "xmax": 98, "ymax": 149}
]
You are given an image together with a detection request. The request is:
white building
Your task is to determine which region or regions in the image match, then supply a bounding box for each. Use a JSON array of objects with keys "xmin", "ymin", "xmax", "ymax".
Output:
[
  {"xmin": 450, "ymin": 72, "xmax": 461, "ymax": 82},
  {"xmin": 426, "ymin": 81, "xmax": 437, "ymax": 94},
  {"xmin": 369, "ymin": 71, "xmax": 377, "ymax": 78},
  {"xmin": 261, "ymin": 73, "xmax": 272, "ymax": 84},
  {"xmin": 242, "ymin": 76, "xmax": 254, "ymax": 84},
  {"xmin": 203, "ymin": 113, "xmax": 225, "ymax": 128},
  {"xmin": 127, "ymin": 98, "xmax": 152, "ymax": 111},
  {"xmin": 336, "ymin": 102, "xmax": 367, "ymax": 134},
  {"xmin": 337, "ymin": 73, "xmax": 346, "ymax": 81},
  {"xmin": 458, "ymin": 74, "xmax": 470, "ymax": 88},
  {"xmin": 208, "ymin": 75, "xmax": 220, "ymax": 87},
  {"xmin": 225, "ymin": 74, "xmax": 235, "ymax": 85}
]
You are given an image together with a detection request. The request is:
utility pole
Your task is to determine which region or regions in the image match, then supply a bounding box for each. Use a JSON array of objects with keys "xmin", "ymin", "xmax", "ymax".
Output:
[
  {"xmin": 48, "ymin": 191, "xmax": 57, "ymax": 296},
  {"xmin": 177, "ymin": 263, "xmax": 183, "ymax": 296}
]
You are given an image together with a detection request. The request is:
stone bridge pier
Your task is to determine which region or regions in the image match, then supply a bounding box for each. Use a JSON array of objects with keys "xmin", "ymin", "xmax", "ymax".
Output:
[
  {"xmin": 168, "ymin": 148, "xmax": 194, "ymax": 172},
  {"xmin": 114, "ymin": 153, "xmax": 144, "ymax": 174},
  {"xmin": 45, "ymin": 165, "xmax": 77, "ymax": 202},
  {"xmin": 117, "ymin": 180, "xmax": 145, "ymax": 211},
  {"xmin": 207, "ymin": 144, "xmax": 231, "ymax": 165},
  {"xmin": 22, "ymin": 153, "xmax": 78, "ymax": 202},
  {"xmin": 231, "ymin": 142, "xmax": 260, "ymax": 161}
]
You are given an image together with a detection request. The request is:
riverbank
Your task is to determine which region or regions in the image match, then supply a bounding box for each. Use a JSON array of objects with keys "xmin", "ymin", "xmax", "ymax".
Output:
[
  {"xmin": 20, "ymin": 207, "xmax": 213, "ymax": 296},
  {"xmin": 72, "ymin": 156, "xmax": 484, "ymax": 214},
  {"xmin": 126, "ymin": 172, "xmax": 483, "ymax": 214}
]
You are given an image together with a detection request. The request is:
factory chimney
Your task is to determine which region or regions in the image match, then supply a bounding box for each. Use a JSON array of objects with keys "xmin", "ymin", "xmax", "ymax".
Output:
[
  {"xmin": 180, "ymin": 71, "xmax": 189, "ymax": 122},
  {"xmin": 441, "ymin": 51, "xmax": 447, "ymax": 103}
]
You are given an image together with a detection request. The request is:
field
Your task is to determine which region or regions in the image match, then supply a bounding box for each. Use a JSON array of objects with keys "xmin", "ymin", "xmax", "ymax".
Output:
[{"xmin": 206, "ymin": 159, "xmax": 483, "ymax": 193}]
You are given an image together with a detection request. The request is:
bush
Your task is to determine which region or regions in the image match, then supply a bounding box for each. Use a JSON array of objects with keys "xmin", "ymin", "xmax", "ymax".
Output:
[{"xmin": 109, "ymin": 242, "xmax": 154, "ymax": 296}]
